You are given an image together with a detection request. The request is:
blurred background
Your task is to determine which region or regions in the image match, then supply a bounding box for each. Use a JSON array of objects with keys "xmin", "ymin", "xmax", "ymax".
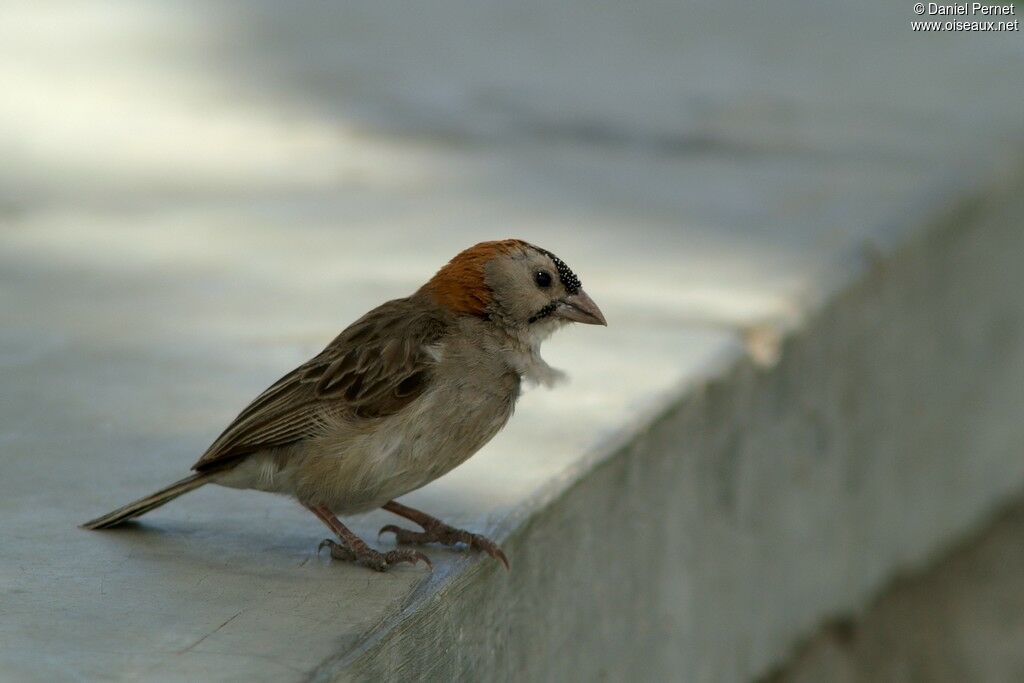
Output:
[{"xmin": 2, "ymin": 1, "xmax": 1023, "ymax": 680}]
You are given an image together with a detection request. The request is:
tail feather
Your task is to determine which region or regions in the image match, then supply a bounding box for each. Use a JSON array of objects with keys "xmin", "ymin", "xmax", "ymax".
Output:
[{"xmin": 81, "ymin": 472, "xmax": 211, "ymax": 530}]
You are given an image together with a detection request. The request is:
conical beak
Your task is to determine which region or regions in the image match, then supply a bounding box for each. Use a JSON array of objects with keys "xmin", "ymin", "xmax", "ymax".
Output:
[{"xmin": 555, "ymin": 289, "xmax": 607, "ymax": 326}]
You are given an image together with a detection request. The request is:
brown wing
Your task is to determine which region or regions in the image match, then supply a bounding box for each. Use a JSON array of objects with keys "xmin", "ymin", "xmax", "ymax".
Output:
[{"xmin": 192, "ymin": 297, "xmax": 449, "ymax": 471}]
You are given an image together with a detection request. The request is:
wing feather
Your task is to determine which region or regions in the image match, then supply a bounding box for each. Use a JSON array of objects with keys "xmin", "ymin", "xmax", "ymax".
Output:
[{"xmin": 192, "ymin": 298, "xmax": 449, "ymax": 471}]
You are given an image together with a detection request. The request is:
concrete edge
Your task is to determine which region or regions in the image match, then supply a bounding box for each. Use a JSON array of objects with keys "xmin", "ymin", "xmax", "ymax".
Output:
[
  {"xmin": 313, "ymin": 150, "xmax": 1024, "ymax": 682},
  {"xmin": 759, "ymin": 493, "xmax": 1024, "ymax": 682}
]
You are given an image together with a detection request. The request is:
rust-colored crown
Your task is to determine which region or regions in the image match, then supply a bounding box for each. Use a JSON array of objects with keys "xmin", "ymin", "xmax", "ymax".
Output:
[{"xmin": 419, "ymin": 239, "xmax": 526, "ymax": 316}]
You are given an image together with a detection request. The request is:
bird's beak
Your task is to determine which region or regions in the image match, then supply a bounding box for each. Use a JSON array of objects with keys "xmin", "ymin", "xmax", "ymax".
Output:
[{"xmin": 556, "ymin": 289, "xmax": 607, "ymax": 326}]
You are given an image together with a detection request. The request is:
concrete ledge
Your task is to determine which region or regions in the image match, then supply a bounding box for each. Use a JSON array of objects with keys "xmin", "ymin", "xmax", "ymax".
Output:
[
  {"xmin": 3, "ymin": 3, "xmax": 1024, "ymax": 682},
  {"xmin": 333, "ymin": 166, "xmax": 1024, "ymax": 681},
  {"xmin": 770, "ymin": 496, "xmax": 1024, "ymax": 682}
]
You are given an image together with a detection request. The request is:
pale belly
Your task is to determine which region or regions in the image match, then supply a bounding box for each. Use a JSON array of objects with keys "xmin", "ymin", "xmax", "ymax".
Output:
[{"xmin": 215, "ymin": 377, "xmax": 519, "ymax": 514}]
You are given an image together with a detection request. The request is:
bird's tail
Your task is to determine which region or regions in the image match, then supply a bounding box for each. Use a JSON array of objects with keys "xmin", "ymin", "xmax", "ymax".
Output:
[{"xmin": 80, "ymin": 472, "xmax": 212, "ymax": 530}]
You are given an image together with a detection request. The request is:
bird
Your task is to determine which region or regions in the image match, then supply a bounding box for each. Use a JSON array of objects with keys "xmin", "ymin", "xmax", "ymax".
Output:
[{"xmin": 82, "ymin": 239, "xmax": 606, "ymax": 572}]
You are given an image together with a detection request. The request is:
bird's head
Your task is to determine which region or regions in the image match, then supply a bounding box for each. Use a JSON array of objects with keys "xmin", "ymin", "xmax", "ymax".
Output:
[{"xmin": 420, "ymin": 239, "xmax": 606, "ymax": 338}]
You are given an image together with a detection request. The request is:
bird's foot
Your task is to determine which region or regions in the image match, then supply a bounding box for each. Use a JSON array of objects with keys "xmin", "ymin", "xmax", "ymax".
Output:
[
  {"xmin": 379, "ymin": 521, "xmax": 509, "ymax": 570},
  {"xmin": 317, "ymin": 538, "xmax": 431, "ymax": 572}
]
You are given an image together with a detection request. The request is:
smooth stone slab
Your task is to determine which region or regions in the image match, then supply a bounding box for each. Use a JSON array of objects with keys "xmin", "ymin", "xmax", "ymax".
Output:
[{"xmin": 1, "ymin": 0, "xmax": 1022, "ymax": 680}]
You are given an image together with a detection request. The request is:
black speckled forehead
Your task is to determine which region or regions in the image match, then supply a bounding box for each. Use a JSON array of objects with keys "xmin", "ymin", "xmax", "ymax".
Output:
[{"xmin": 532, "ymin": 245, "xmax": 581, "ymax": 294}]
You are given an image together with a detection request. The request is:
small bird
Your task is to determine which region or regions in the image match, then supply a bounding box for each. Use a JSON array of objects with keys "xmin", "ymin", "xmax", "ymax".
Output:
[{"xmin": 83, "ymin": 240, "xmax": 606, "ymax": 571}]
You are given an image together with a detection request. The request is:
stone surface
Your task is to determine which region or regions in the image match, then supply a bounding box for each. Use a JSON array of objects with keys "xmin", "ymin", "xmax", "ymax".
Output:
[
  {"xmin": 769, "ymin": 496, "xmax": 1024, "ymax": 683},
  {"xmin": 0, "ymin": 1, "xmax": 1022, "ymax": 681},
  {"xmin": 338, "ymin": 182, "xmax": 1024, "ymax": 682}
]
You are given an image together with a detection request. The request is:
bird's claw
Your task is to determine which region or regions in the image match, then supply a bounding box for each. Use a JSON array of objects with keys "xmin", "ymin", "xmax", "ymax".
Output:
[
  {"xmin": 318, "ymin": 538, "xmax": 356, "ymax": 562},
  {"xmin": 318, "ymin": 538, "xmax": 432, "ymax": 572},
  {"xmin": 378, "ymin": 523, "xmax": 509, "ymax": 570}
]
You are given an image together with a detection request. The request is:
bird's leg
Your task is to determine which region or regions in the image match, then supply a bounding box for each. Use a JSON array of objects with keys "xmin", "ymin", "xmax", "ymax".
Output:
[
  {"xmin": 378, "ymin": 500, "xmax": 509, "ymax": 570},
  {"xmin": 307, "ymin": 504, "xmax": 431, "ymax": 572}
]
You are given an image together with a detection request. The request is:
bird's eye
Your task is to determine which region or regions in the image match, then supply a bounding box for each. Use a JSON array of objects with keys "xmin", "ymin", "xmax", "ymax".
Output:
[{"xmin": 534, "ymin": 270, "xmax": 552, "ymax": 288}]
